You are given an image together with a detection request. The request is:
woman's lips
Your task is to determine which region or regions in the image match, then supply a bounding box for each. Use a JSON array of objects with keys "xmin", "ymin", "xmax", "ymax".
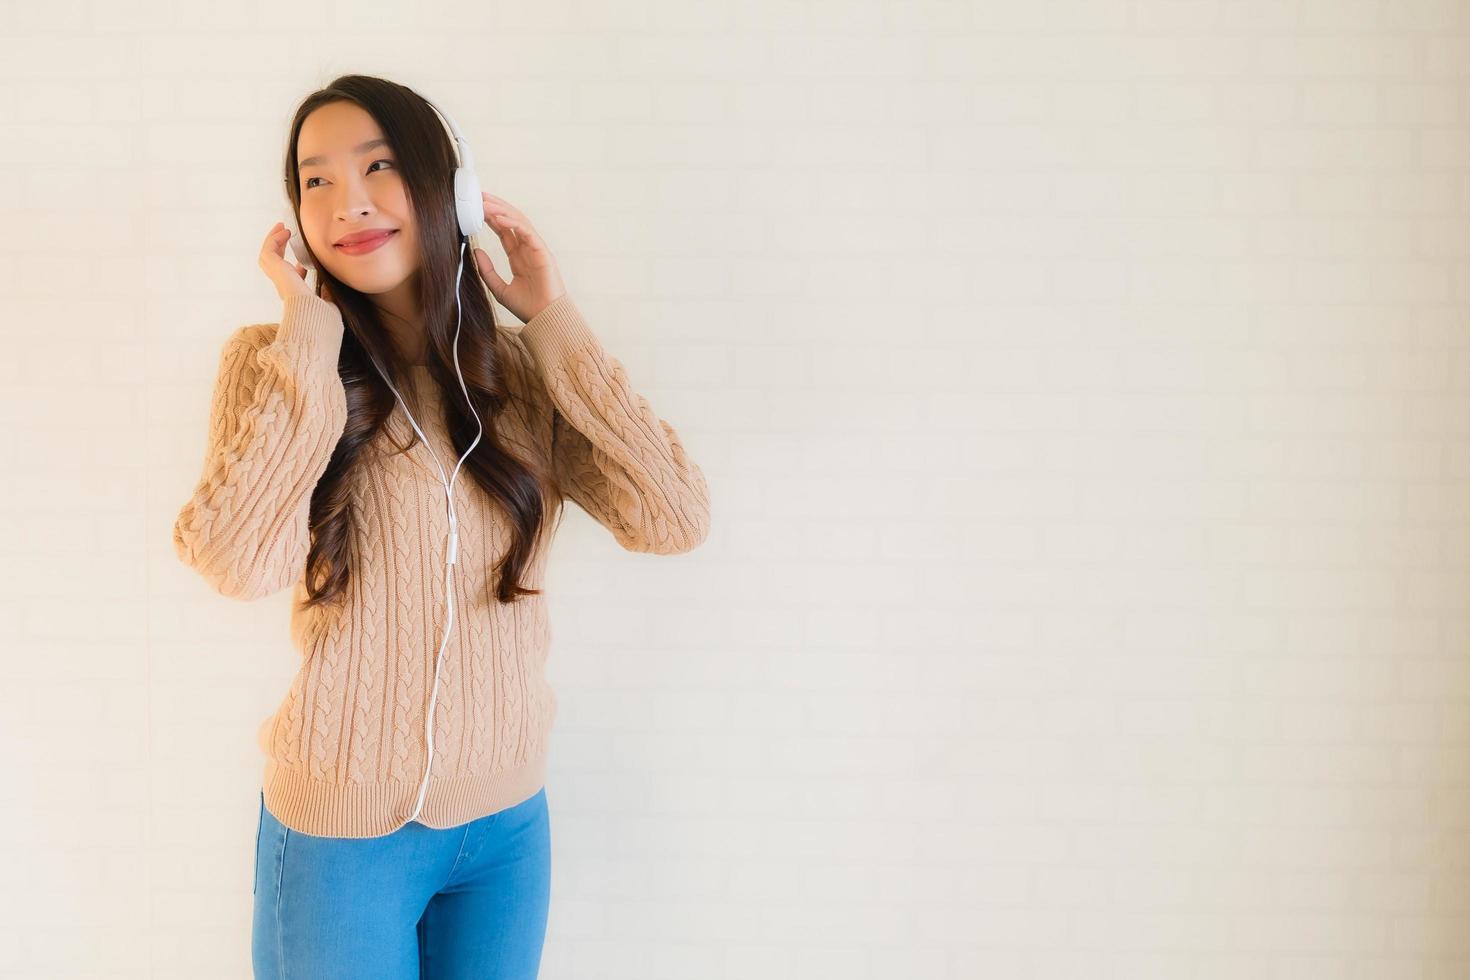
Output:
[{"xmin": 334, "ymin": 230, "xmax": 398, "ymax": 255}]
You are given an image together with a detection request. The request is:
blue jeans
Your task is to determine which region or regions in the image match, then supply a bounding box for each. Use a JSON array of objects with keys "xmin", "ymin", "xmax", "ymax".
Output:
[{"xmin": 252, "ymin": 786, "xmax": 551, "ymax": 979}]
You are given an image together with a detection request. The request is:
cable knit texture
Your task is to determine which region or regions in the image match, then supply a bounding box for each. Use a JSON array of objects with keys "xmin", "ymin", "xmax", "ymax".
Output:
[{"xmin": 172, "ymin": 291, "xmax": 710, "ymax": 838}]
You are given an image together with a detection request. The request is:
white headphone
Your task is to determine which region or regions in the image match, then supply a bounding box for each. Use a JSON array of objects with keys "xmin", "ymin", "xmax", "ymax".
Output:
[{"xmin": 283, "ymin": 94, "xmax": 485, "ymax": 830}]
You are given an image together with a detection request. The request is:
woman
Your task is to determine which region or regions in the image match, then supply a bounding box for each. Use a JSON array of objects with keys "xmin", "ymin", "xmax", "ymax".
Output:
[{"xmin": 170, "ymin": 75, "xmax": 711, "ymax": 979}]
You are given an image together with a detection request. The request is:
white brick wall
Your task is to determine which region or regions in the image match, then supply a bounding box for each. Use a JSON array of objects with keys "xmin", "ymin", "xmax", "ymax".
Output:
[{"xmin": 0, "ymin": 0, "xmax": 1466, "ymax": 977}]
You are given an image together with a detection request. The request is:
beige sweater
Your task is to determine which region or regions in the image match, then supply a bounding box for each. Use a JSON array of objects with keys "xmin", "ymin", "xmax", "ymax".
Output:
[{"xmin": 172, "ymin": 291, "xmax": 710, "ymax": 838}]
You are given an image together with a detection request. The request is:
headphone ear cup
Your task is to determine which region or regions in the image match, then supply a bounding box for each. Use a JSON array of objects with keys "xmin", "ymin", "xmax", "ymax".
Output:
[{"xmin": 453, "ymin": 167, "xmax": 482, "ymax": 240}]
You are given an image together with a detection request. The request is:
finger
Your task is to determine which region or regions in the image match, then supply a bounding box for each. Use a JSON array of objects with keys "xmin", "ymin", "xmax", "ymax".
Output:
[
  {"xmin": 474, "ymin": 246, "xmax": 508, "ymax": 294},
  {"xmin": 486, "ymin": 200, "xmax": 532, "ymax": 234},
  {"xmin": 490, "ymin": 205, "xmax": 540, "ymax": 247},
  {"xmin": 490, "ymin": 198, "xmax": 536, "ymax": 236},
  {"xmin": 483, "ymin": 210, "xmax": 519, "ymax": 254},
  {"xmin": 482, "ymin": 195, "xmax": 515, "ymax": 231},
  {"xmin": 484, "ymin": 192, "xmax": 521, "ymax": 218},
  {"xmin": 483, "ymin": 192, "xmax": 534, "ymax": 231},
  {"xmin": 487, "ymin": 209, "xmax": 538, "ymax": 250}
]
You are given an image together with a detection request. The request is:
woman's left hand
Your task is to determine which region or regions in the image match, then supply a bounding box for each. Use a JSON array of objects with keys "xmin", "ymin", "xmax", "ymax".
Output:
[{"xmin": 472, "ymin": 192, "xmax": 567, "ymax": 325}]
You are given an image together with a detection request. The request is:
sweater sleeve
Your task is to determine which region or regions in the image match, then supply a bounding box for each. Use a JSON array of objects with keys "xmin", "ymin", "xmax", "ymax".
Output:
[
  {"xmin": 171, "ymin": 293, "xmax": 350, "ymax": 600},
  {"xmin": 515, "ymin": 292, "xmax": 711, "ymax": 555}
]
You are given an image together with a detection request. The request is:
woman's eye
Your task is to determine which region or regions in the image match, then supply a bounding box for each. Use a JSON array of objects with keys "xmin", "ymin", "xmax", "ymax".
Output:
[{"xmin": 303, "ymin": 159, "xmax": 394, "ymax": 189}]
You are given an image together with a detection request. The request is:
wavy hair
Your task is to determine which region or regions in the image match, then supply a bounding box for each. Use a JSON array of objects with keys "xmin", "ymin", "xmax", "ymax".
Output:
[{"xmin": 282, "ymin": 74, "xmax": 565, "ymax": 610}]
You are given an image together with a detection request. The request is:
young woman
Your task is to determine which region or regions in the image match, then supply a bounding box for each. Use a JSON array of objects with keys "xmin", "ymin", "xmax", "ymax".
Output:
[{"xmin": 170, "ymin": 75, "xmax": 711, "ymax": 979}]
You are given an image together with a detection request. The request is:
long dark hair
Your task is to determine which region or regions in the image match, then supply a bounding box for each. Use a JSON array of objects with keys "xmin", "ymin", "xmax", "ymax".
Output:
[{"xmin": 283, "ymin": 74, "xmax": 564, "ymax": 610}]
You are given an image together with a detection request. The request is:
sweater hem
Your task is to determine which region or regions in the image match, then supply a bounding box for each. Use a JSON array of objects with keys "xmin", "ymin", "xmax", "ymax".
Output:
[{"xmin": 261, "ymin": 751, "xmax": 548, "ymax": 839}]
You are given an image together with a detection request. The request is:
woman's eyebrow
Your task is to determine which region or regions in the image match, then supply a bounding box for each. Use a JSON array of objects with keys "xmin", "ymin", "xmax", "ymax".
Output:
[{"xmin": 298, "ymin": 138, "xmax": 392, "ymax": 169}]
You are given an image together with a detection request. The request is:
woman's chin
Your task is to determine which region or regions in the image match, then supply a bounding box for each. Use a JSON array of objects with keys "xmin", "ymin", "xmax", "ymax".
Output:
[{"xmin": 327, "ymin": 269, "xmax": 406, "ymax": 297}]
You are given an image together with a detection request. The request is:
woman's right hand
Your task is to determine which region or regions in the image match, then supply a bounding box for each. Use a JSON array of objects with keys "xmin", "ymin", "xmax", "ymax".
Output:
[{"xmin": 260, "ymin": 222, "xmax": 334, "ymax": 305}]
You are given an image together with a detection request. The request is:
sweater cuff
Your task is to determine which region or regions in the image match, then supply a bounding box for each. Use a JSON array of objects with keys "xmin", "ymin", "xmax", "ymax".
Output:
[
  {"xmin": 516, "ymin": 292, "xmax": 598, "ymax": 368},
  {"xmin": 276, "ymin": 291, "xmax": 346, "ymax": 364}
]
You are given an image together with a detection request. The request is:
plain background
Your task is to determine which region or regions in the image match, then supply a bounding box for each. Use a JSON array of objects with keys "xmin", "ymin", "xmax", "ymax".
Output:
[{"xmin": 1, "ymin": 1, "xmax": 1468, "ymax": 977}]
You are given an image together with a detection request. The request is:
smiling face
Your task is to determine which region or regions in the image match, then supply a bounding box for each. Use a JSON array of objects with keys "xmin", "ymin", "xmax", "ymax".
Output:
[{"xmin": 294, "ymin": 100, "xmax": 421, "ymax": 299}]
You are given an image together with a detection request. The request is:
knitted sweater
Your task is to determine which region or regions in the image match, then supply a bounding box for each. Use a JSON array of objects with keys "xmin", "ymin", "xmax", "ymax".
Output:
[{"xmin": 172, "ymin": 290, "xmax": 710, "ymax": 838}]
